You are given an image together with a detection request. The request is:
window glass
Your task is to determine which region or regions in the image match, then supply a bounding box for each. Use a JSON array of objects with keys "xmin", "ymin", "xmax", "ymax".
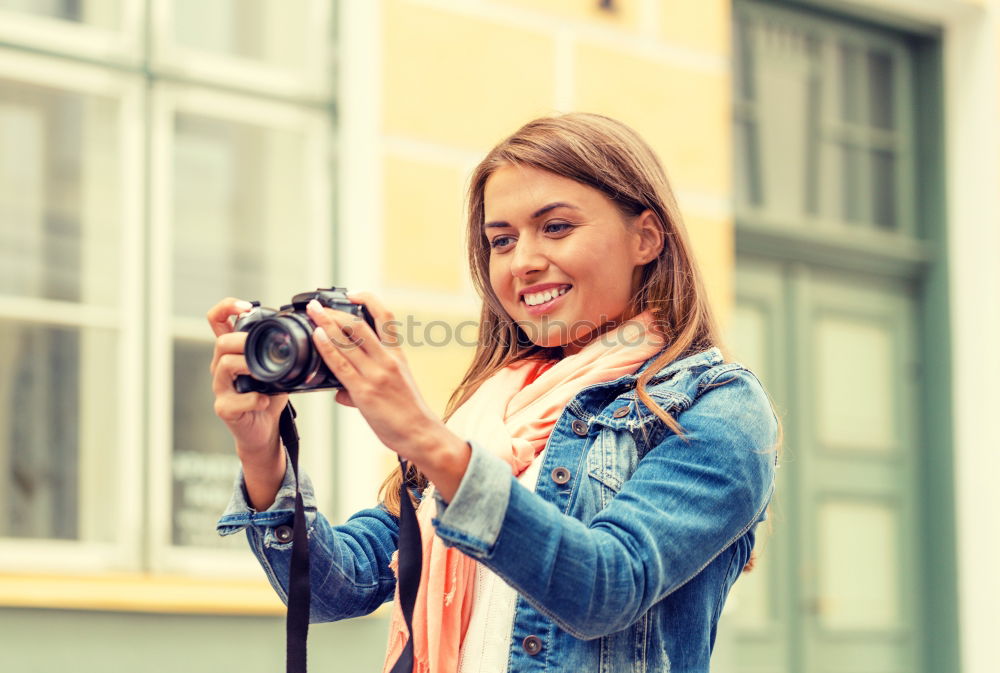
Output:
[
  {"xmin": 0, "ymin": 75, "xmax": 124, "ymax": 547},
  {"xmin": 733, "ymin": 9, "xmax": 911, "ymax": 235},
  {"xmin": 172, "ymin": 112, "xmax": 312, "ymax": 318},
  {"xmin": 172, "ymin": 0, "xmax": 310, "ymax": 71},
  {"xmin": 0, "ymin": 79, "xmax": 120, "ymax": 306},
  {"xmin": 0, "ymin": 0, "xmax": 121, "ymax": 29},
  {"xmin": 172, "ymin": 339, "xmax": 243, "ymax": 549},
  {"xmin": 169, "ymin": 108, "xmax": 318, "ymax": 549},
  {"xmin": 0, "ymin": 322, "xmax": 119, "ymax": 542},
  {"xmin": 867, "ymin": 49, "xmax": 895, "ymax": 130}
]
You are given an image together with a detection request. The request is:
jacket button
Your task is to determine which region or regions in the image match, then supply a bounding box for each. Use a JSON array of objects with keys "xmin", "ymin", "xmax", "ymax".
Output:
[
  {"xmin": 551, "ymin": 466, "xmax": 571, "ymax": 485},
  {"xmin": 274, "ymin": 525, "xmax": 293, "ymax": 543},
  {"xmin": 613, "ymin": 404, "xmax": 631, "ymax": 418},
  {"xmin": 522, "ymin": 635, "xmax": 543, "ymax": 655},
  {"xmin": 571, "ymin": 419, "xmax": 588, "ymax": 436}
]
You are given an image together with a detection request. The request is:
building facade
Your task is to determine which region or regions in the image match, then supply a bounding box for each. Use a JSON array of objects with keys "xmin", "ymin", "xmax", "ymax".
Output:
[{"xmin": 0, "ymin": 1, "xmax": 996, "ymax": 671}]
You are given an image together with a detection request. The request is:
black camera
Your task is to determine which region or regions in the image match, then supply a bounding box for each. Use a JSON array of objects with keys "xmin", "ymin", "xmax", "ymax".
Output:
[{"xmin": 234, "ymin": 287, "xmax": 375, "ymax": 395}]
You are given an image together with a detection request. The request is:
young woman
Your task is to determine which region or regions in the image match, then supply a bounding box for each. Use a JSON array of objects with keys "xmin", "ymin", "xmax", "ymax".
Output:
[{"xmin": 210, "ymin": 113, "xmax": 779, "ymax": 673}]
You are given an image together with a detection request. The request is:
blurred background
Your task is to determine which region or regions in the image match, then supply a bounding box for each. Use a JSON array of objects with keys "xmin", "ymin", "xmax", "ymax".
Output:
[{"xmin": 0, "ymin": 0, "xmax": 997, "ymax": 671}]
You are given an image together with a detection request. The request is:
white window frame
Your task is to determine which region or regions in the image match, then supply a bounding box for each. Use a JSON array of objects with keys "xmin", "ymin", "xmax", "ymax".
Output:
[
  {"xmin": 0, "ymin": 0, "xmax": 143, "ymax": 64},
  {"xmin": 150, "ymin": 0, "xmax": 333, "ymax": 100},
  {"xmin": 147, "ymin": 83, "xmax": 335, "ymax": 577},
  {"xmin": 333, "ymin": 0, "xmax": 388, "ymax": 521},
  {"xmin": 0, "ymin": 49, "xmax": 144, "ymax": 574}
]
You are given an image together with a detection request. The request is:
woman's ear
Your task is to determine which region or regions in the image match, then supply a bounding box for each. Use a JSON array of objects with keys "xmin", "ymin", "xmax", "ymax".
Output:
[{"xmin": 633, "ymin": 210, "xmax": 665, "ymax": 265}]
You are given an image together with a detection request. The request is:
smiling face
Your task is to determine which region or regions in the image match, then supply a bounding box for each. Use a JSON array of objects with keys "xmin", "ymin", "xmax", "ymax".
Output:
[{"xmin": 484, "ymin": 164, "xmax": 661, "ymax": 356}]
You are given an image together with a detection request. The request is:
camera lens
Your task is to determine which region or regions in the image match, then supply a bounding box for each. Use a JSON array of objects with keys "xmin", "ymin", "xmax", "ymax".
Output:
[
  {"xmin": 260, "ymin": 327, "xmax": 294, "ymax": 374},
  {"xmin": 245, "ymin": 317, "xmax": 313, "ymax": 384}
]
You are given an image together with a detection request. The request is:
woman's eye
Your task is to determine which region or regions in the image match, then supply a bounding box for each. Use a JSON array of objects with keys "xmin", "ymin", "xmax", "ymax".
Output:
[
  {"xmin": 490, "ymin": 235, "xmax": 514, "ymax": 250},
  {"xmin": 544, "ymin": 221, "xmax": 573, "ymax": 234}
]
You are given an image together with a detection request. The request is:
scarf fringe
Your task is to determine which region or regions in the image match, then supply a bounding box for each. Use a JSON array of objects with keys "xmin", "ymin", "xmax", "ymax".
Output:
[{"xmin": 444, "ymin": 551, "xmax": 458, "ymax": 606}]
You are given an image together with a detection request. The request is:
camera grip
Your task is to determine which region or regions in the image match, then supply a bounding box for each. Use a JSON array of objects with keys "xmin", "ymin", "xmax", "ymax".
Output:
[{"xmin": 235, "ymin": 374, "xmax": 265, "ymax": 394}]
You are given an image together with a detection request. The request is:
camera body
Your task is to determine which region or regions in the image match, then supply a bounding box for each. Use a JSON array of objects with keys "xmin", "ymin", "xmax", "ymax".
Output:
[{"xmin": 234, "ymin": 287, "xmax": 375, "ymax": 395}]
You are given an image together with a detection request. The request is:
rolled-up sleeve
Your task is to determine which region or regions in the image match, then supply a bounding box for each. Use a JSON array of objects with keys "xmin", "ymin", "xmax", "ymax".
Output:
[
  {"xmin": 432, "ymin": 442, "xmax": 513, "ymax": 556},
  {"xmin": 216, "ymin": 452, "xmax": 318, "ymax": 541},
  {"xmin": 216, "ymin": 453, "xmax": 401, "ymax": 622}
]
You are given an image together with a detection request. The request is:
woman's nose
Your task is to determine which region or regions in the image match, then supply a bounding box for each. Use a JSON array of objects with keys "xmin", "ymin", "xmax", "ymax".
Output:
[{"xmin": 510, "ymin": 238, "xmax": 547, "ymax": 278}]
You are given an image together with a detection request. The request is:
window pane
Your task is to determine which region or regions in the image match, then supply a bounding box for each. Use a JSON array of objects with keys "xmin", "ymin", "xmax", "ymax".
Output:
[
  {"xmin": 733, "ymin": 14, "xmax": 755, "ymax": 102},
  {"xmin": 871, "ymin": 149, "xmax": 897, "ymax": 230},
  {"xmin": 0, "ymin": 321, "xmax": 119, "ymax": 541},
  {"xmin": 172, "ymin": 0, "xmax": 311, "ymax": 70},
  {"xmin": 172, "ymin": 340, "xmax": 243, "ymax": 549},
  {"xmin": 0, "ymin": 78, "xmax": 121, "ymax": 306},
  {"xmin": 734, "ymin": 119, "xmax": 762, "ymax": 208},
  {"xmin": 838, "ymin": 42, "xmax": 863, "ymax": 125},
  {"xmin": 867, "ymin": 50, "xmax": 895, "ymax": 130},
  {"xmin": 170, "ymin": 106, "xmax": 320, "ymax": 550},
  {"xmin": 172, "ymin": 112, "xmax": 312, "ymax": 318},
  {"xmin": 839, "ymin": 143, "xmax": 864, "ymax": 223},
  {"xmin": 0, "ymin": 0, "xmax": 121, "ymax": 29}
]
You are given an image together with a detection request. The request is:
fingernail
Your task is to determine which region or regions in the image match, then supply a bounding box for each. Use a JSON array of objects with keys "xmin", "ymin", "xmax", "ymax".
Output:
[
  {"xmin": 235, "ymin": 300, "xmax": 253, "ymax": 311},
  {"xmin": 307, "ymin": 299, "xmax": 322, "ymax": 312}
]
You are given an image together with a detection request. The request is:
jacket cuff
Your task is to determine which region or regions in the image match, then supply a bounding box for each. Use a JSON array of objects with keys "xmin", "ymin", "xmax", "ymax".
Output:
[
  {"xmin": 216, "ymin": 451, "xmax": 318, "ymax": 538},
  {"xmin": 432, "ymin": 439, "xmax": 512, "ymax": 557}
]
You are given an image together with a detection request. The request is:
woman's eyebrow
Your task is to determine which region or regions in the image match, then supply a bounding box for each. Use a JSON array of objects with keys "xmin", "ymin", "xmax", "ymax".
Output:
[{"xmin": 484, "ymin": 202, "xmax": 580, "ymax": 230}]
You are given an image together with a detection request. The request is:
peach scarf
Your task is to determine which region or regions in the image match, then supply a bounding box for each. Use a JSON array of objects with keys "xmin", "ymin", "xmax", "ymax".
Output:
[{"xmin": 382, "ymin": 311, "xmax": 665, "ymax": 673}]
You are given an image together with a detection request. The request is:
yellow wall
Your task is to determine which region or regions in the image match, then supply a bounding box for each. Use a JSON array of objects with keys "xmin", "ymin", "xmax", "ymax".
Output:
[{"xmin": 380, "ymin": 0, "xmax": 735, "ymax": 415}]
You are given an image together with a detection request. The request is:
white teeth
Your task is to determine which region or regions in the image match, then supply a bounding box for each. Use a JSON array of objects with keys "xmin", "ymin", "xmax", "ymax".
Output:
[{"xmin": 524, "ymin": 286, "xmax": 570, "ymax": 307}]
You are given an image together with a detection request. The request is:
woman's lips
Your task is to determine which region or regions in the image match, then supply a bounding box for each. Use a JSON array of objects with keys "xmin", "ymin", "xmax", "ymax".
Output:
[{"xmin": 522, "ymin": 286, "xmax": 571, "ymax": 316}]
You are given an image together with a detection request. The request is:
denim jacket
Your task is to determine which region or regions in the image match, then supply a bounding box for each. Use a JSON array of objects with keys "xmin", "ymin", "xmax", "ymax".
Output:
[{"xmin": 217, "ymin": 346, "xmax": 778, "ymax": 673}]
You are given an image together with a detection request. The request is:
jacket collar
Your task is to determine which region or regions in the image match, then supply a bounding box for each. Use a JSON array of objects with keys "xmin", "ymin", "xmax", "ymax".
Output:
[
  {"xmin": 564, "ymin": 346, "xmax": 727, "ymax": 427},
  {"xmin": 632, "ymin": 346, "xmax": 724, "ymax": 382}
]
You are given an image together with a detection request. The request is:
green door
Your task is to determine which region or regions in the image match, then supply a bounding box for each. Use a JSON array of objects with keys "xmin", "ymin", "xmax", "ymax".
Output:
[{"xmin": 720, "ymin": 258, "xmax": 923, "ymax": 673}]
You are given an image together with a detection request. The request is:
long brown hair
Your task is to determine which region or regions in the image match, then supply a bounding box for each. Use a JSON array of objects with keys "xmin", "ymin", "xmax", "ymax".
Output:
[{"xmin": 380, "ymin": 112, "xmax": 741, "ymax": 514}]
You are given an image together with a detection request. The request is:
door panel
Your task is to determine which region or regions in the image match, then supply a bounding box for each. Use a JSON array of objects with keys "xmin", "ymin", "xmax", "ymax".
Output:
[{"xmin": 797, "ymin": 268, "xmax": 920, "ymax": 673}]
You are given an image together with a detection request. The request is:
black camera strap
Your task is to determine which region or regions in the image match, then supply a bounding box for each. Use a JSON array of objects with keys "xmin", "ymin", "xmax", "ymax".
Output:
[
  {"xmin": 389, "ymin": 456, "xmax": 422, "ymax": 673},
  {"xmin": 279, "ymin": 402, "xmax": 310, "ymax": 673},
  {"xmin": 279, "ymin": 403, "xmax": 422, "ymax": 673}
]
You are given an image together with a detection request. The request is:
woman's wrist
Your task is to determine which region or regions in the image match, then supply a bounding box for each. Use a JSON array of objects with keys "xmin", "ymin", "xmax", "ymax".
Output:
[
  {"xmin": 236, "ymin": 436, "xmax": 286, "ymax": 511},
  {"xmin": 411, "ymin": 423, "xmax": 472, "ymax": 503}
]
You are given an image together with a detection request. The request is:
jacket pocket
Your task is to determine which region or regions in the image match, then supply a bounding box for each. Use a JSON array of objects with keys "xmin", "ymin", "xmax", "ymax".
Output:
[
  {"xmin": 597, "ymin": 609, "xmax": 656, "ymax": 673},
  {"xmin": 586, "ymin": 427, "xmax": 640, "ymax": 509}
]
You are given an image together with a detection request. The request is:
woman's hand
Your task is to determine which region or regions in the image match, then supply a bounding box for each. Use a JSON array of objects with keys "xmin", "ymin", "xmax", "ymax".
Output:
[
  {"xmin": 308, "ymin": 291, "xmax": 470, "ymax": 499},
  {"xmin": 207, "ymin": 297, "xmax": 289, "ymax": 509}
]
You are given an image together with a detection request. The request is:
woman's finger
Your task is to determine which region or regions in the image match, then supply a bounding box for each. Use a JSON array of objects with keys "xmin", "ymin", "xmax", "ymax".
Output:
[
  {"xmin": 322, "ymin": 303, "xmax": 395, "ymax": 367},
  {"xmin": 311, "ymin": 321, "xmax": 363, "ymax": 389},
  {"xmin": 210, "ymin": 331, "xmax": 248, "ymax": 377},
  {"xmin": 307, "ymin": 301, "xmax": 379, "ymax": 376},
  {"xmin": 267, "ymin": 393, "xmax": 290, "ymax": 417},
  {"xmin": 212, "ymin": 352, "xmax": 250, "ymax": 395},
  {"xmin": 214, "ymin": 390, "xmax": 270, "ymax": 421},
  {"xmin": 334, "ymin": 388, "xmax": 356, "ymax": 408},
  {"xmin": 346, "ymin": 290, "xmax": 402, "ymax": 348},
  {"xmin": 206, "ymin": 297, "xmax": 254, "ymax": 337}
]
